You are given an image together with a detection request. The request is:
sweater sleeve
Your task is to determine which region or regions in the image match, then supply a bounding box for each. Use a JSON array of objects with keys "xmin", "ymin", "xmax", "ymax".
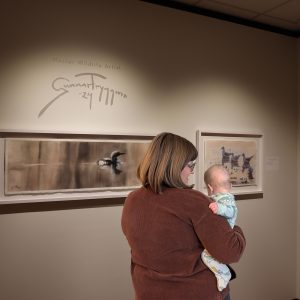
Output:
[{"xmin": 193, "ymin": 210, "xmax": 246, "ymax": 264}]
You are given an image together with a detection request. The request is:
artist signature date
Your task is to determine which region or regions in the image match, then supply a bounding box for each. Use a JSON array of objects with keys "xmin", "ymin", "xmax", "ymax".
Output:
[{"xmin": 38, "ymin": 72, "xmax": 127, "ymax": 118}]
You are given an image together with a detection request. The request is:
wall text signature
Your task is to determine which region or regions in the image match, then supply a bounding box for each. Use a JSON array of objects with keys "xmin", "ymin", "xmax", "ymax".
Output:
[{"xmin": 38, "ymin": 72, "xmax": 127, "ymax": 118}]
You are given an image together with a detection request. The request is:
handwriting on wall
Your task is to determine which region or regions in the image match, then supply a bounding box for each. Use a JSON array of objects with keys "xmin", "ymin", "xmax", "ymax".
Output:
[
  {"xmin": 52, "ymin": 57, "xmax": 121, "ymax": 70},
  {"xmin": 38, "ymin": 72, "xmax": 127, "ymax": 118}
]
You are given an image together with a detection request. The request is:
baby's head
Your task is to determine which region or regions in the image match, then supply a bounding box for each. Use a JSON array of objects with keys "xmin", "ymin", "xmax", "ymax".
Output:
[{"xmin": 204, "ymin": 164, "xmax": 231, "ymax": 196}]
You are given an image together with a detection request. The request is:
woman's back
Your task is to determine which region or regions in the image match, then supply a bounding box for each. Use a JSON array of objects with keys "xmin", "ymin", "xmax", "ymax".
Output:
[{"xmin": 122, "ymin": 187, "xmax": 245, "ymax": 300}]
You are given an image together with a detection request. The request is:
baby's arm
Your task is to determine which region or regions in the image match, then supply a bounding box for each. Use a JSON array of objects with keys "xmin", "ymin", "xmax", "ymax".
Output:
[{"xmin": 209, "ymin": 202, "xmax": 236, "ymax": 219}]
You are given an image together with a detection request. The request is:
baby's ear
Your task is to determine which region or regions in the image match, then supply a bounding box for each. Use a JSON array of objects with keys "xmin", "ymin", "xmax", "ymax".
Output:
[{"xmin": 207, "ymin": 184, "xmax": 213, "ymax": 195}]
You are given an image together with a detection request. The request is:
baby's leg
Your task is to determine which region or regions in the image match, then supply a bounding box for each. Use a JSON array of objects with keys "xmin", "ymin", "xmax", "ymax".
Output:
[{"xmin": 201, "ymin": 249, "xmax": 231, "ymax": 291}]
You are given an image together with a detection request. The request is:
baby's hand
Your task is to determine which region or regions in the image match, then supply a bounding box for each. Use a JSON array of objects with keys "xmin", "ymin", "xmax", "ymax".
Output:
[{"xmin": 209, "ymin": 202, "xmax": 218, "ymax": 214}]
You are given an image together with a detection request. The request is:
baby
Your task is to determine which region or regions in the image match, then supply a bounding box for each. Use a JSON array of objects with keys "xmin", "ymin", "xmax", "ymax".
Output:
[{"xmin": 201, "ymin": 164, "xmax": 238, "ymax": 291}]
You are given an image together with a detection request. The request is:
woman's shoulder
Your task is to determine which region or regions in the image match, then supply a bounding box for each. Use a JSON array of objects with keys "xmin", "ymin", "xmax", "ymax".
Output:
[
  {"xmin": 168, "ymin": 187, "xmax": 207, "ymax": 197},
  {"xmin": 126, "ymin": 187, "xmax": 210, "ymax": 205},
  {"xmin": 164, "ymin": 189, "xmax": 212, "ymax": 221},
  {"xmin": 166, "ymin": 188, "xmax": 211, "ymax": 205},
  {"xmin": 126, "ymin": 187, "xmax": 146, "ymax": 199}
]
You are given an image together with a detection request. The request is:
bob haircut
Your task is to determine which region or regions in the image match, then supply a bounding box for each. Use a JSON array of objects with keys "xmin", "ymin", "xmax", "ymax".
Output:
[{"xmin": 137, "ymin": 132, "xmax": 198, "ymax": 194}]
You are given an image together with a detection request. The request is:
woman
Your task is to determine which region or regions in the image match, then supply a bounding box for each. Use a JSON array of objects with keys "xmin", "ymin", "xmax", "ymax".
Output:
[{"xmin": 121, "ymin": 132, "xmax": 246, "ymax": 300}]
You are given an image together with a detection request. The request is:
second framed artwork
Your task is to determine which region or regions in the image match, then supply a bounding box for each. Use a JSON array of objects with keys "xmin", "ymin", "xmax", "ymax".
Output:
[{"xmin": 196, "ymin": 131, "xmax": 263, "ymax": 199}]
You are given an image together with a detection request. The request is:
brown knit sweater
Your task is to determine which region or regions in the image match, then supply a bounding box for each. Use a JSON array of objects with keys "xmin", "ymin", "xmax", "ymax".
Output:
[{"xmin": 121, "ymin": 187, "xmax": 246, "ymax": 300}]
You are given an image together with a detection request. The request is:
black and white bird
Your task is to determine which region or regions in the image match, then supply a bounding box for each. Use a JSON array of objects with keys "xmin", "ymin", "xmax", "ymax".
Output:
[{"xmin": 97, "ymin": 150, "xmax": 126, "ymax": 174}]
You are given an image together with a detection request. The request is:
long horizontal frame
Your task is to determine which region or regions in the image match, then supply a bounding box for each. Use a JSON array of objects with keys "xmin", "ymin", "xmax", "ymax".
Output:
[
  {"xmin": 196, "ymin": 131, "xmax": 263, "ymax": 200},
  {"xmin": 0, "ymin": 131, "xmax": 154, "ymax": 206}
]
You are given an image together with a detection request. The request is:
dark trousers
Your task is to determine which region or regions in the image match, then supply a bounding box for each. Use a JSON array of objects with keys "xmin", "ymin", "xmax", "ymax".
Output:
[{"xmin": 223, "ymin": 294, "xmax": 231, "ymax": 300}]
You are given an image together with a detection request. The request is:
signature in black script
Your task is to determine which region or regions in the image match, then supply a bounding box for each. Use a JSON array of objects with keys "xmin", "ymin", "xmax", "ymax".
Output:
[{"xmin": 38, "ymin": 72, "xmax": 127, "ymax": 118}]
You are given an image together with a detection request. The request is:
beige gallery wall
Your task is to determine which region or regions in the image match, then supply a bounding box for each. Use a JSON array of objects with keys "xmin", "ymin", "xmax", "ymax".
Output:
[{"xmin": 0, "ymin": 1, "xmax": 298, "ymax": 300}]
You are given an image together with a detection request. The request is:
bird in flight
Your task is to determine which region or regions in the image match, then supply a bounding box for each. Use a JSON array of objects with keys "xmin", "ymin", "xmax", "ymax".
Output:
[{"xmin": 97, "ymin": 150, "xmax": 126, "ymax": 174}]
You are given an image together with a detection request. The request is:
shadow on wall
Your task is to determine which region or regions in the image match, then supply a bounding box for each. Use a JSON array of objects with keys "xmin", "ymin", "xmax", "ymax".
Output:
[{"xmin": 0, "ymin": 2, "xmax": 115, "ymax": 59}]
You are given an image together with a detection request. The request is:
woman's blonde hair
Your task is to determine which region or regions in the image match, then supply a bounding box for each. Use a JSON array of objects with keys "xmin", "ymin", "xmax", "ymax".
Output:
[{"xmin": 137, "ymin": 132, "xmax": 198, "ymax": 193}]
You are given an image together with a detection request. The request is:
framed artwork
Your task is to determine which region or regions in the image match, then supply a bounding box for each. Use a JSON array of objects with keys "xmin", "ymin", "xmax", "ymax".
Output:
[
  {"xmin": 0, "ymin": 132, "xmax": 153, "ymax": 204},
  {"xmin": 196, "ymin": 131, "xmax": 263, "ymax": 200}
]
